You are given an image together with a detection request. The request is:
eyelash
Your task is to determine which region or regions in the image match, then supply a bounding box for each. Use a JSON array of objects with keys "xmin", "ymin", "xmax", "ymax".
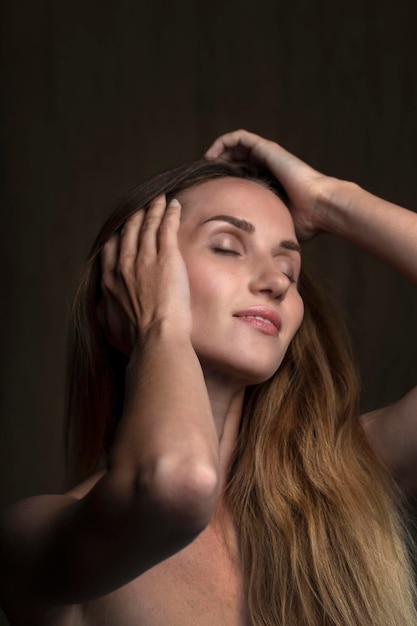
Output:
[
  {"xmin": 212, "ymin": 247, "xmax": 298, "ymax": 282},
  {"xmin": 283, "ymin": 272, "xmax": 297, "ymax": 284},
  {"xmin": 212, "ymin": 247, "xmax": 240, "ymax": 256}
]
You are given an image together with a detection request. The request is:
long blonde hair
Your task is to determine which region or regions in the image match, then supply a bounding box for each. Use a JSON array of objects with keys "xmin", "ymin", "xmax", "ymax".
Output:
[{"xmin": 65, "ymin": 160, "xmax": 417, "ymax": 625}]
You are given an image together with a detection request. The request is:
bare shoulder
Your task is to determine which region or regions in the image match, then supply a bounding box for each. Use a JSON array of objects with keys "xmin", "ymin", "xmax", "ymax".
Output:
[
  {"xmin": 0, "ymin": 459, "xmax": 222, "ymax": 624},
  {"xmin": 0, "ymin": 472, "xmax": 104, "ymax": 625},
  {"xmin": 361, "ymin": 385, "xmax": 417, "ymax": 493}
]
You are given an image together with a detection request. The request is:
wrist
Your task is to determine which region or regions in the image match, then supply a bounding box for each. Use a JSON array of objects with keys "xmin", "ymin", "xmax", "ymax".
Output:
[
  {"xmin": 314, "ymin": 178, "xmax": 362, "ymax": 235},
  {"xmin": 129, "ymin": 319, "xmax": 193, "ymax": 364}
]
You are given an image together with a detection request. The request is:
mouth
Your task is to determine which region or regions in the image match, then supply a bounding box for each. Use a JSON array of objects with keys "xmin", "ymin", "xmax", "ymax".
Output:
[{"xmin": 233, "ymin": 308, "xmax": 281, "ymax": 336}]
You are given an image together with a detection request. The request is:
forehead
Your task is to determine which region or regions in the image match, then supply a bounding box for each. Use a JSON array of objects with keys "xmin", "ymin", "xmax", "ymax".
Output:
[{"xmin": 178, "ymin": 177, "xmax": 294, "ymax": 232}]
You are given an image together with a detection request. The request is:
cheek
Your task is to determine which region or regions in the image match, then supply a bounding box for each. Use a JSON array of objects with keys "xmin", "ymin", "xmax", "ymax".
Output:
[
  {"xmin": 296, "ymin": 296, "xmax": 305, "ymax": 328},
  {"xmin": 186, "ymin": 267, "xmax": 217, "ymax": 317},
  {"xmin": 186, "ymin": 261, "xmax": 231, "ymax": 307},
  {"xmin": 288, "ymin": 294, "xmax": 305, "ymax": 340}
]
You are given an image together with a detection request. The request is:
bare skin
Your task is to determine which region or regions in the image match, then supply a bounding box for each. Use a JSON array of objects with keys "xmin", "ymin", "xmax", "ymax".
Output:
[
  {"xmin": 206, "ymin": 129, "xmax": 417, "ymax": 492},
  {"xmin": 1, "ymin": 130, "xmax": 417, "ymax": 625}
]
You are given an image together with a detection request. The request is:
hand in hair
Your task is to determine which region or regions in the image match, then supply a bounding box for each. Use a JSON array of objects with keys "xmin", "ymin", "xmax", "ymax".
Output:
[
  {"xmin": 208, "ymin": 129, "xmax": 417, "ymax": 495},
  {"xmin": 205, "ymin": 129, "xmax": 338, "ymax": 241},
  {"xmin": 98, "ymin": 195, "xmax": 192, "ymax": 356},
  {"xmin": 0, "ymin": 195, "xmax": 219, "ymax": 615}
]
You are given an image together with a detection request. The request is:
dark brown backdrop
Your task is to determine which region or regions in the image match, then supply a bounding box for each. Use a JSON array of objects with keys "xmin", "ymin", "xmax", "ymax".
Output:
[{"xmin": 1, "ymin": 1, "xmax": 417, "ymax": 622}]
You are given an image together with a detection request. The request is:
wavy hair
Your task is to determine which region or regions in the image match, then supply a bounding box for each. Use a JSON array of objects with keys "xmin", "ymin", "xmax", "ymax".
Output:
[{"xmin": 65, "ymin": 159, "xmax": 417, "ymax": 625}]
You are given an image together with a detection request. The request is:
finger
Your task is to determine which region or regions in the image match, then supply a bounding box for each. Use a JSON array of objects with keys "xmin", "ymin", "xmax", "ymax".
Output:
[
  {"xmin": 204, "ymin": 129, "xmax": 256, "ymax": 158},
  {"xmin": 119, "ymin": 210, "xmax": 146, "ymax": 270},
  {"xmin": 101, "ymin": 234, "xmax": 121, "ymax": 291},
  {"xmin": 204, "ymin": 135, "xmax": 235, "ymax": 159},
  {"xmin": 100, "ymin": 235, "xmax": 122, "ymax": 336},
  {"xmin": 138, "ymin": 194, "xmax": 167, "ymax": 255},
  {"xmin": 158, "ymin": 198, "xmax": 182, "ymax": 250}
]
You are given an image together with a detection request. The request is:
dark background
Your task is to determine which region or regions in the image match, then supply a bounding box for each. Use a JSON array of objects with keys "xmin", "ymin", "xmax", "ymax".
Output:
[{"xmin": 1, "ymin": 1, "xmax": 416, "ymax": 623}]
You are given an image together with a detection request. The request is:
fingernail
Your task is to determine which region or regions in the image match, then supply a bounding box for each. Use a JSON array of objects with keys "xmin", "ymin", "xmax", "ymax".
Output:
[{"xmin": 168, "ymin": 198, "xmax": 181, "ymax": 208}]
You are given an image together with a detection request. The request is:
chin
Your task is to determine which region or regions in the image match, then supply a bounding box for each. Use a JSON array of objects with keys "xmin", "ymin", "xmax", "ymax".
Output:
[
  {"xmin": 200, "ymin": 354, "xmax": 284, "ymax": 387},
  {"xmin": 234, "ymin": 353, "xmax": 285, "ymax": 384},
  {"xmin": 242, "ymin": 365, "xmax": 282, "ymax": 386}
]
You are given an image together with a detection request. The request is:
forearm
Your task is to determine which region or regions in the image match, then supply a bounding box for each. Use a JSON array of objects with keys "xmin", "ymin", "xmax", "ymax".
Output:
[
  {"xmin": 318, "ymin": 180, "xmax": 417, "ymax": 489},
  {"xmin": 62, "ymin": 327, "xmax": 221, "ymax": 600},
  {"xmin": 316, "ymin": 180, "xmax": 417, "ymax": 284},
  {"xmin": 109, "ymin": 322, "xmax": 219, "ymax": 513},
  {"xmin": 0, "ymin": 328, "xmax": 220, "ymax": 607}
]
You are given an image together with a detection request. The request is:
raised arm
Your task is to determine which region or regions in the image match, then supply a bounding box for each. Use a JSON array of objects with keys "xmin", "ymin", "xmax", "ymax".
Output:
[
  {"xmin": 207, "ymin": 129, "xmax": 417, "ymax": 492},
  {"xmin": 0, "ymin": 196, "xmax": 219, "ymax": 622}
]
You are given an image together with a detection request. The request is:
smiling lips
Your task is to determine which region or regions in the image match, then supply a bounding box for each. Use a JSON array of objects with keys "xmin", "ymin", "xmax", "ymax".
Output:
[{"xmin": 233, "ymin": 308, "xmax": 281, "ymax": 336}]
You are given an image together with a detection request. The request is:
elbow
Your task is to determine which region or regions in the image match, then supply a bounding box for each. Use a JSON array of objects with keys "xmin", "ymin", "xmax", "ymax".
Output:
[
  {"xmin": 108, "ymin": 451, "xmax": 219, "ymax": 536},
  {"xmin": 141, "ymin": 456, "xmax": 219, "ymax": 533}
]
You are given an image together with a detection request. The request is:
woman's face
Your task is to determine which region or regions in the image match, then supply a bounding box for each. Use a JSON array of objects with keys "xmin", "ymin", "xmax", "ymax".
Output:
[{"xmin": 178, "ymin": 177, "xmax": 304, "ymax": 386}]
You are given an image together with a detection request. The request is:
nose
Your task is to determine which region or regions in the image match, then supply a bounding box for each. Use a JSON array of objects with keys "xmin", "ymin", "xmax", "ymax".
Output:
[{"xmin": 249, "ymin": 263, "xmax": 291, "ymax": 300}]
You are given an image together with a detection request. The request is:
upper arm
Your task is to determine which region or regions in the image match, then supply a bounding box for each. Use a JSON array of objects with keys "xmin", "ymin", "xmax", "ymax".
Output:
[
  {"xmin": 361, "ymin": 385, "xmax": 417, "ymax": 494},
  {"xmin": 0, "ymin": 493, "xmax": 82, "ymax": 624},
  {"xmin": 0, "ymin": 467, "xmax": 210, "ymax": 621}
]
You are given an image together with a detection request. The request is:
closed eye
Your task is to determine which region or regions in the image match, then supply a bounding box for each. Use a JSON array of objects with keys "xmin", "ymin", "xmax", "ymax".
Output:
[
  {"xmin": 212, "ymin": 247, "xmax": 240, "ymax": 255},
  {"xmin": 276, "ymin": 256, "xmax": 299, "ymax": 285},
  {"xmin": 283, "ymin": 272, "xmax": 297, "ymax": 284}
]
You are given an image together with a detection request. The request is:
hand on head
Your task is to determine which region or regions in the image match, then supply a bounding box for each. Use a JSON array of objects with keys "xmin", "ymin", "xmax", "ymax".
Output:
[
  {"xmin": 205, "ymin": 129, "xmax": 338, "ymax": 241},
  {"xmin": 98, "ymin": 195, "xmax": 191, "ymax": 356}
]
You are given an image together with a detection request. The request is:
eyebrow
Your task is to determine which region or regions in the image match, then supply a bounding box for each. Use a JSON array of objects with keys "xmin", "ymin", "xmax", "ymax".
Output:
[
  {"xmin": 279, "ymin": 240, "xmax": 302, "ymax": 255},
  {"xmin": 201, "ymin": 214, "xmax": 302, "ymax": 255},
  {"xmin": 202, "ymin": 214, "xmax": 255, "ymax": 233}
]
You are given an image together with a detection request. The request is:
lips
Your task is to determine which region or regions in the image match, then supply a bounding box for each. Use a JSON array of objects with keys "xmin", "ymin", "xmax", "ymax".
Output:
[{"xmin": 233, "ymin": 307, "xmax": 281, "ymax": 335}]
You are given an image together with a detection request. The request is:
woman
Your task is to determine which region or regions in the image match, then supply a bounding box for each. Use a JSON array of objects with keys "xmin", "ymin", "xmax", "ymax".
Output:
[{"xmin": 0, "ymin": 130, "xmax": 416, "ymax": 625}]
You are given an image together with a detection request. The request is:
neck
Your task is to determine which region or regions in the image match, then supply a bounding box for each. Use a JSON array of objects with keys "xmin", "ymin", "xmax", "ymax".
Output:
[{"xmin": 203, "ymin": 371, "xmax": 246, "ymax": 495}]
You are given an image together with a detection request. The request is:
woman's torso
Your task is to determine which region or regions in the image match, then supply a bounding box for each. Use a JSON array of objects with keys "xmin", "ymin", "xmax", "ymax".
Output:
[{"xmin": 51, "ymin": 521, "xmax": 249, "ymax": 626}]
